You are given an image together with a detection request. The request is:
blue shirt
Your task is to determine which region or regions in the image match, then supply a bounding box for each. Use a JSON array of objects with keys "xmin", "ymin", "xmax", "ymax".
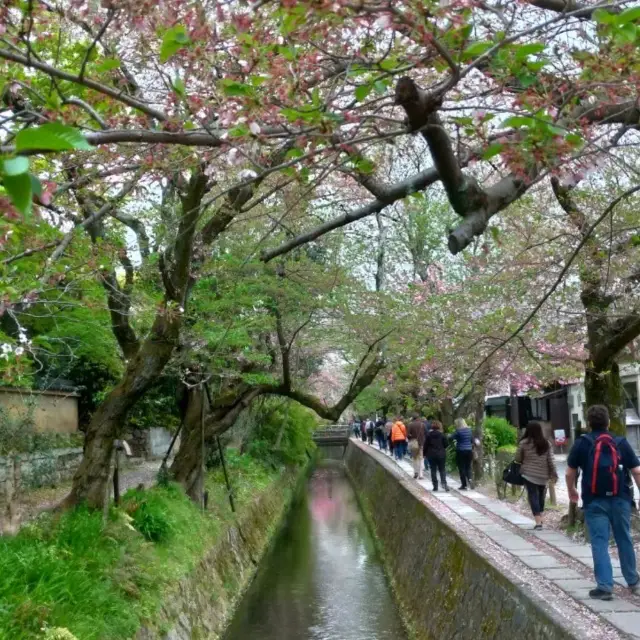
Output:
[
  {"xmin": 451, "ymin": 427, "xmax": 473, "ymax": 452},
  {"xmin": 567, "ymin": 432, "xmax": 640, "ymax": 505}
]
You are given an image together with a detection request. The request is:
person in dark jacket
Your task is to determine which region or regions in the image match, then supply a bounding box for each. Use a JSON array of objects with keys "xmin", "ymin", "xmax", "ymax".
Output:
[
  {"xmin": 424, "ymin": 420, "xmax": 449, "ymax": 491},
  {"xmin": 423, "ymin": 416, "xmax": 433, "ymax": 474},
  {"xmin": 375, "ymin": 416, "xmax": 387, "ymax": 451},
  {"xmin": 450, "ymin": 418, "xmax": 474, "ymax": 490}
]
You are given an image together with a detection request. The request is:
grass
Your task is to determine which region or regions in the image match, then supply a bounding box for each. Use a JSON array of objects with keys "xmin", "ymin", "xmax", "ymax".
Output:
[{"xmin": 0, "ymin": 451, "xmax": 282, "ymax": 640}]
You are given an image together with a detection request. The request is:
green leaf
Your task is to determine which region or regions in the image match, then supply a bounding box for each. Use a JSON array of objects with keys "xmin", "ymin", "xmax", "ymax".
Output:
[
  {"xmin": 30, "ymin": 174, "xmax": 42, "ymax": 199},
  {"xmin": 379, "ymin": 58, "xmax": 398, "ymax": 71},
  {"xmin": 173, "ymin": 76, "xmax": 185, "ymax": 97},
  {"xmin": 503, "ymin": 116, "xmax": 535, "ymax": 128},
  {"xmin": 482, "ymin": 143, "xmax": 503, "ymax": 160},
  {"xmin": 285, "ymin": 148, "xmax": 304, "ymax": 160},
  {"xmin": 16, "ymin": 123, "xmax": 92, "ymax": 152},
  {"xmin": 354, "ymin": 157, "xmax": 375, "ymax": 174},
  {"xmin": 229, "ymin": 124, "xmax": 249, "ymax": 137},
  {"xmin": 3, "ymin": 171, "xmax": 32, "ymax": 215},
  {"xmin": 373, "ymin": 79, "xmax": 387, "ymax": 95},
  {"xmin": 565, "ymin": 133, "xmax": 583, "ymax": 147},
  {"xmin": 516, "ymin": 71, "xmax": 536, "ymax": 88},
  {"xmin": 462, "ymin": 41, "xmax": 493, "ymax": 60},
  {"xmin": 220, "ymin": 79, "xmax": 254, "ymax": 97},
  {"xmin": 514, "ymin": 43, "xmax": 545, "ymax": 61},
  {"xmin": 160, "ymin": 25, "xmax": 190, "ymax": 63},
  {"xmin": 592, "ymin": 8, "xmax": 619, "ymax": 24},
  {"xmin": 277, "ymin": 45, "xmax": 297, "ymax": 61},
  {"xmin": 355, "ymin": 84, "xmax": 372, "ymax": 102},
  {"xmin": 618, "ymin": 6, "xmax": 640, "ymax": 24},
  {"xmin": 615, "ymin": 22, "xmax": 637, "ymax": 44},
  {"xmin": 95, "ymin": 58, "xmax": 120, "ymax": 72},
  {"xmin": 527, "ymin": 59, "xmax": 549, "ymax": 72},
  {"xmin": 2, "ymin": 156, "xmax": 29, "ymax": 176}
]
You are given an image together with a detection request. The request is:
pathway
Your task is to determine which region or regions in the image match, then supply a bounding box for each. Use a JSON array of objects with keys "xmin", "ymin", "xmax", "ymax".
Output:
[{"xmin": 364, "ymin": 440, "xmax": 640, "ymax": 639}]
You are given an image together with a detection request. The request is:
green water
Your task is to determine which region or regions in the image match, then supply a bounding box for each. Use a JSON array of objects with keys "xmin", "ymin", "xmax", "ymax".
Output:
[{"xmin": 224, "ymin": 466, "xmax": 407, "ymax": 640}]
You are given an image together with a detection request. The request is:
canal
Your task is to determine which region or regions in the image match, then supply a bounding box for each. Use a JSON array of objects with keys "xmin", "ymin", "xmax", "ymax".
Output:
[{"xmin": 224, "ymin": 465, "xmax": 407, "ymax": 640}]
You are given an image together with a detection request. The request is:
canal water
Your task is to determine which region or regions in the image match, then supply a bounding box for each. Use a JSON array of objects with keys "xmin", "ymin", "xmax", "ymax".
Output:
[{"xmin": 224, "ymin": 465, "xmax": 407, "ymax": 640}]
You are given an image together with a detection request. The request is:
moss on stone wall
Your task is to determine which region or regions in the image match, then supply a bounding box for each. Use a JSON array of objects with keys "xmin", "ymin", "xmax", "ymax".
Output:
[{"xmin": 345, "ymin": 441, "xmax": 577, "ymax": 640}]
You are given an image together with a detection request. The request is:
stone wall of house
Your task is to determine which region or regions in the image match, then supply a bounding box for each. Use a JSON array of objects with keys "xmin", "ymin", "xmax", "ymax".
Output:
[
  {"xmin": 0, "ymin": 387, "xmax": 79, "ymax": 434},
  {"xmin": 344, "ymin": 441, "xmax": 578, "ymax": 640}
]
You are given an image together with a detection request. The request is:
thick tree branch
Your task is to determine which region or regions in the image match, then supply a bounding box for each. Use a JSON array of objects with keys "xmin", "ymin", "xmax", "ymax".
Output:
[
  {"xmin": 261, "ymin": 166, "xmax": 440, "ymax": 262},
  {"xmin": 274, "ymin": 307, "xmax": 292, "ymax": 390},
  {"xmin": 598, "ymin": 312, "xmax": 640, "ymax": 363},
  {"xmin": 527, "ymin": 0, "xmax": 620, "ymax": 19},
  {"xmin": 275, "ymin": 355, "xmax": 385, "ymax": 421},
  {"xmin": 110, "ymin": 210, "xmax": 150, "ymax": 258},
  {"xmin": 0, "ymin": 48, "xmax": 166, "ymax": 121}
]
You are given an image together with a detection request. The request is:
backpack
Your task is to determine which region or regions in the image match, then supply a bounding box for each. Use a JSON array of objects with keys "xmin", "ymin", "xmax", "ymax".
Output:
[{"xmin": 583, "ymin": 433, "xmax": 624, "ymax": 498}]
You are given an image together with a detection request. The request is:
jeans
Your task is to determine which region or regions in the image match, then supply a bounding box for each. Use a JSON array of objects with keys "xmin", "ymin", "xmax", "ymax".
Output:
[
  {"xmin": 524, "ymin": 479, "xmax": 546, "ymax": 516},
  {"xmin": 367, "ymin": 429, "xmax": 374, "ymax": 445},
  {"xmin": 375, "ymin": 431, "xmax": 387, "ymax": 450},
  {"xmin": 456, "ymin": 450, "xmax": 473, "ymax": 488},
  {"xmin": 393, "ymin": 440, "xmax": 406, "ymax": 460},
  {"xmin": 584, "ymin": 497, "xmax": 639, "ymax": 593},
  {"xmin": 428, "ymin": 456, "xmax": 447, "ymax": 489}
]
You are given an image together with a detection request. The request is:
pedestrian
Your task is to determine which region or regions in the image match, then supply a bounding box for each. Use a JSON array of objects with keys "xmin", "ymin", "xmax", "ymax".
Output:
[
  {"xmin": 366, "ymin": 416, "xmax": 375, "ymax": 445},
  {"xmin": 351, "ymin": 418, "xmax": 360, "ymax": 440},
  {"xmin": 360, "ymin": 417, "xmax": 367, "ymax": 442},
  {"xmin": 385, "ymin": 419, "xmax": 394, "ymax": 456},
  {"xmin": 391, "ymin": 417, "xmax": 407, "ymax": 461},
  {"xmin": 515, "ymin": 421, "xmax": 558, "ymax": 530},
  {"xmin": 375, "ymin": 416, "xmax": 387, "ymax": 451},
  {"xmin": 423, "ymin": 416, "xmax": 434, "ymax": 475},
  {"xmin": 566, "ymin": 405, "xmax": 640, "ymax": 601},
  {"xmin": 424, "ymin": 420, "xmax": 449, "ymax": 492},
  {"xmin": 407, "ymin": 414, "xmax": 426, "ymax": 479},
  {"xmin": 450, "ymin": 418, "xmax": 474, "ymax": 490}
]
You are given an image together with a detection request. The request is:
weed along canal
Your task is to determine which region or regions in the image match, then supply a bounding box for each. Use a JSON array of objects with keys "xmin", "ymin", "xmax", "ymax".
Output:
[{"xmin": 224, "ymin": 465, "xmax": 407, "ymax": 640}]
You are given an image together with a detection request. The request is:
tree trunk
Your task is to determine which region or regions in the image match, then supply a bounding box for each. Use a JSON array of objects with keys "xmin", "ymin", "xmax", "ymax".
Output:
[
  {"xmin": 171, "ymin": 385, "xmax": 262, "ymax": 503},
  {"xmin": 472, "ymin": 390, "xmax": 485, "ymax": 482},
  {"xmin": 170, "ymin": 386, "xmax": 206, "ymax": 504},
  {"xmin": 584, "ymin": 359, "xmax": 625, "ymax": 436},
  {"xmin": 62, "ymin": 316, "xmax": 179, "ymax": 509},
  {"xmin": 440, "ymin": 397, "xmax": 454, "ymax": 428}
]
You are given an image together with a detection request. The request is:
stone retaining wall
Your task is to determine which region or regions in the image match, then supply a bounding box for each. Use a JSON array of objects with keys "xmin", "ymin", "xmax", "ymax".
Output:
[
  {"xmin": 0, "ymin": 447, "xmax": 83, "ymax": 499},
  {"xmin": 136, "ymin": 465, "xmax": 306, "ymax": 640},
  {"xmin": 344, "ymin": 440, "xmax": 577, "ymax": 640}
]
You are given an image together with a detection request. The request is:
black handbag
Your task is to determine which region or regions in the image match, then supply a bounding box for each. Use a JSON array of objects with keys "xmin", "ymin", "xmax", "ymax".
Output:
[{"xmin": 502, "ymin": 461, "xmax": 524, "ymax": 486}]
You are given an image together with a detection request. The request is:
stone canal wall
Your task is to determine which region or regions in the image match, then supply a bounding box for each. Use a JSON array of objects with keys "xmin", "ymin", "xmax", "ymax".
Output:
[
  {"xmin": 136, "ymin": 466, "xmax": 306, "ymax": 640},
  {"xmin": 344, "ymin": 440, "xmax": 578, "ymax": 640}
]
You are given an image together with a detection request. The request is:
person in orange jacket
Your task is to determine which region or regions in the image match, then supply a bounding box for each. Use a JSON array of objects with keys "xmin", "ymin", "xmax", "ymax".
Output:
[{"xmin": 391, "ymin": 417, "xmax": 407, "ymax": 461}]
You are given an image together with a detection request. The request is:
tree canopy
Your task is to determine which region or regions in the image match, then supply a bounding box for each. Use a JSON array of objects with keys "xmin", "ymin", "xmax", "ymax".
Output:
[{"xmin": 1, "ymin": 0, "xmax": 639, "ymax": 506}]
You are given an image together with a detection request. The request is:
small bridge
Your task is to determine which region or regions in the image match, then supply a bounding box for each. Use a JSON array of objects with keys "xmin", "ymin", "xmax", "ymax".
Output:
[{"xmin": 312, "ymin": 425, "xmax": 350, "ymax": 447}]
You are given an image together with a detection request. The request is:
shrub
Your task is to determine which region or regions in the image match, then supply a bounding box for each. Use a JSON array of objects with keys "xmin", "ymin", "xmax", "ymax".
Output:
[
  {"xmin": 123, "ymin": 487, "xmax": 178, "ymax": 542},
  {"xmin": 483, "ymin": 417, "xmax": 517, "ymax": 452},
  {"xmin": 497, "ymin": 444, "xmax": 517, "ymax": 455}
]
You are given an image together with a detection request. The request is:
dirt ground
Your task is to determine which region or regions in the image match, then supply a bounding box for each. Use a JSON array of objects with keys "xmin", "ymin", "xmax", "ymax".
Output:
[{"xmin": 1, "ymin": 458, "xmax": 161, "ymax": 534}]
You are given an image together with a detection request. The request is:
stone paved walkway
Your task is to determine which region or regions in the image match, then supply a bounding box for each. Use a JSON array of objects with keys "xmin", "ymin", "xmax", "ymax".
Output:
[{"xmin": 366, "ymin": 441, "xmax": 640, "ymax": 639}]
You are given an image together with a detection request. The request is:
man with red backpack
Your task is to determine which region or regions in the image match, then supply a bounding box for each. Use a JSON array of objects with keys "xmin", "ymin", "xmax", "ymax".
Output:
[{"xmin": 566, "ymin": 405, "xmax": 640, "ymax": 601}]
